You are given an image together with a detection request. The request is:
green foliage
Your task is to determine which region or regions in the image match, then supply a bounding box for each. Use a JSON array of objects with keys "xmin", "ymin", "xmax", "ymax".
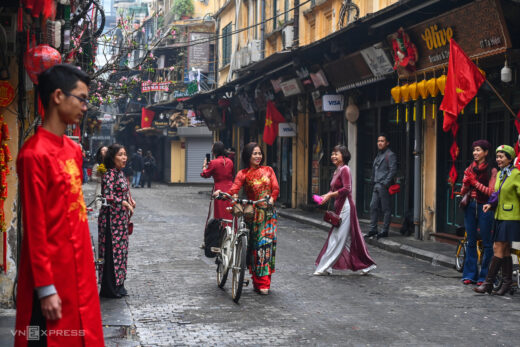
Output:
[{"xmin": 171, "ymin": 0, "xmax": 195, "ymax": 18}]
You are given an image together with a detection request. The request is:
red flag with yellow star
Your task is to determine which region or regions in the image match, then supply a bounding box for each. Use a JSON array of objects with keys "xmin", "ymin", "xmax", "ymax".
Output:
[
  {"xmin": 263, "ymin": 101, "xmax": 286, "ymax": 145},
  {"xmin": 440, "ymin": 39, "xmax": 485, "ymax": 132},
  {"xmin": 141, "ymin": 107, "xmax": 155, "ymax": 128}
]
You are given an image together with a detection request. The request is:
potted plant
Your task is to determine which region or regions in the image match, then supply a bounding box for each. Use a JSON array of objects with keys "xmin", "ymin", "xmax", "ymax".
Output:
[{"xmin": 171, "ymin": 0, "xmax": 195, "ymax": 20}]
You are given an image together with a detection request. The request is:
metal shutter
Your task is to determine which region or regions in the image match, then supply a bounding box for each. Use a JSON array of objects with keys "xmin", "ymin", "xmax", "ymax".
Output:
[{"xmin": 186, "ymin": 138, "xmax": 213, "ymax": 183}]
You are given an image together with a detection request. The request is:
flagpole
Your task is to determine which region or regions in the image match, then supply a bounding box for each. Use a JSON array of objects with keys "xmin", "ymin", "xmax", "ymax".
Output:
[{"xmin": 485, "ymin": 79, "xmax": 517, "ymax": 118}]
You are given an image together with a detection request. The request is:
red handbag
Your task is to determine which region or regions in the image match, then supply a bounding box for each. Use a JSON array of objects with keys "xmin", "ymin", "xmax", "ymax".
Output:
[
  {"xmin": 128, "ymin": 222, "xmax": 134, "ymax": 235},
  {"xmin": 324, "ymin": 210, "xmax": 341, "ymax": 227}
]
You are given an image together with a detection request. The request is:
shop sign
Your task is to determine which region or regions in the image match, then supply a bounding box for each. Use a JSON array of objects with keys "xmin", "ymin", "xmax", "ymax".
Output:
[
  {"xmin": 322, "ymin": 95, "xmax": 344, "ymax": 112},
  {"xmin": 394, "ymin": 0, "xmax": 511, "ymax": 76},
  {"xmin": 141, "ymin": 81, "xmax": 170, "ymax": 93},
  {"xmin": 153, "ymin": 119, "xmax": 169, "ymax": 129},
  {"xmin": 278, "ymin": 123, "xmax": 297, "ymax": 137},
  {"xmin": 280, "ymin": 79, "xmax": 303, "ymax": 97},
  {"xmin": 360, "ymin": 45, "xmax": 394, "ymax": 76},
  {"xmin": 188, "ymin": 32, "xmax": 210, "ymax": 73}
]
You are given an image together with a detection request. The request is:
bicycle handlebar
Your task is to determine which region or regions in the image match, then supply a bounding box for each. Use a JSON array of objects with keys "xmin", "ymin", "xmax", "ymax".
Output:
[{"xmin": 216, "ymin": 191, "xmax": 272, "ymax": 206}]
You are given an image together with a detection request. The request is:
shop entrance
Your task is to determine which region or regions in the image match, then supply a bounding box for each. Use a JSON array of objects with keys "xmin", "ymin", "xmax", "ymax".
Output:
[{"xmin": 357, "ymin": 106, "xmax": 414, "ymax": 225}]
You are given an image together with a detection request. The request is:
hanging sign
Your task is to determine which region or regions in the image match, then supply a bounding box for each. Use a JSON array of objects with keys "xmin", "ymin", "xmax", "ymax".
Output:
[
  {"xmin": 393, "ymin": 0, "xmax": 511, "ymax": 76},
  {"xmin": 278, "ymin": 123, "xmax": 297, "ymax": 137},
  {"xmin": 322, "ymin": 94, "xmax": 345, "ymax": 112},
  {"xmin": 141, "ymin": 81, "xmax": 170, "ymax": 93},
  {"xmin": 280, "ymin": 79, "xmax": 303, "ymax": 97},
  {"xmin": 0, "ymin": 81, "xmax": 15, "ymax": 107}
]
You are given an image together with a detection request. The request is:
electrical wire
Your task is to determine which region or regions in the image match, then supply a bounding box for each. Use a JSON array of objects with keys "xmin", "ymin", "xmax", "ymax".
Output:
[{"xmin": 95, "ymin": 0, "xmax": 312, "ymax": 52}]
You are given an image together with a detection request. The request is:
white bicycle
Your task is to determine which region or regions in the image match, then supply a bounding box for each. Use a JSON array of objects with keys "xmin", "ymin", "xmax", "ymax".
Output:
[{"xmin": 213, "ymin": 192, "xmax": 271, "ymax": 303}]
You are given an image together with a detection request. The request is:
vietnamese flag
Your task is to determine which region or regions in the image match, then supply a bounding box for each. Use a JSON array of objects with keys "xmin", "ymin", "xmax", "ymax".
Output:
[
  {"xmin": 440, "ymin": 39, "xmax": 486, "ymax": 132},
  {"xmin": 263, "ymin": 101, "xmax": 286, "ymax": 145},
  {"xmin": 141, "ymin": 107, "xmax": 155, "ymax": 128}
]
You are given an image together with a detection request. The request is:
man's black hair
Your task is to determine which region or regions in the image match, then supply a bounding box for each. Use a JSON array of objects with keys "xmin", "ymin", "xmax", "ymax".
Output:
[
  {"xmin": 37, "ymin": 64, "xmax": 91, "ymax": 108},
  {"xmin": 378, "ymin": 133, "xmax": 389, "ymax": 142}
]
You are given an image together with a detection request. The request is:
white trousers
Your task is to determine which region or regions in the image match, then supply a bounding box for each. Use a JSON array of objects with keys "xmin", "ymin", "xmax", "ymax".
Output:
[{"xmin": 315, "ymin": 201, "xmax": 351, "ymax": 273}]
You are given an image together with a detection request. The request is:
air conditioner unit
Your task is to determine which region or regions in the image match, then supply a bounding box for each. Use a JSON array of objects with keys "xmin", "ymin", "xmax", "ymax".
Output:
[
  {"xmin": 282, "ymin": 26, "xmax": 294, "ymax": 50},
  {"xmin": 248, "ymin": 40, "xmax": 262, "ymax": 62},
  {"xmin": 240, "ymin": 48, "xmax": 250, "ymax": 67},
  {"xmin": 234, "ymin": 52, "xmax": 242, "ymax": 69}
]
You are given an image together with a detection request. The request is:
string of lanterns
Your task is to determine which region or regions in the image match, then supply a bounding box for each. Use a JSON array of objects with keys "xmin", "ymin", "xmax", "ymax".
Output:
[{"xmin": 390, "ymin": 69, "xmax": 486, "ymax": 124}]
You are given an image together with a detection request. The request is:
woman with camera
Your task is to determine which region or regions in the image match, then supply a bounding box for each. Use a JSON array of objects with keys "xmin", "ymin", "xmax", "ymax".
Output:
[
  {"xmin": 98, "ymin": 144, "xmax": 136, "ymax": 298},
  {"xmin": 214, "ymin": 142, "xmax": 279, "ymax": 295},
  {"xmin": 201, "ymin": 141, "xmax": 234, "ymax": 221},
  {"xmin": 314, "ymin": 145, "xmax": 376, "ymax": 276},
  {"xmin": 475, "ymin": 145, "xmax": 520, "ymax": 295}
]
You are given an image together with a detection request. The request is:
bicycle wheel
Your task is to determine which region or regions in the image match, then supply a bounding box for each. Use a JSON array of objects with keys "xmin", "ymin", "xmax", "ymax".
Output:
[
  {"xmin": 216, "ymin": 226, "xmax": 232, "ymax": 288},
  {"xmin": 455, "ymin": 241, "xmax": 466, "ymax": 272},
  {"xmin": 231, "ymin": 235, "xmax": 247, "ymax": 303},
  {"xmin": 216, "ymin": 255, "xmax": 228, "ymax": 288}
]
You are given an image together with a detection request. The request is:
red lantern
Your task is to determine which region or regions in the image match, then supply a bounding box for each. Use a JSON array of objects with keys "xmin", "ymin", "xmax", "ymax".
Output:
[{"xmin": 23, "ymin": 44, "xmax": 62, "ymax": 84}]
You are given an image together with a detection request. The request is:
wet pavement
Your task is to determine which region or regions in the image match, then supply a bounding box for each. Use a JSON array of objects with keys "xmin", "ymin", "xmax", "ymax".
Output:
[
  {"xmin": 2, "ymin": 182, "xmax": 520, "ymax": 346},
  {"xmin": 93, "ymin": 183, "xmax": 520, "ymax": 346}
]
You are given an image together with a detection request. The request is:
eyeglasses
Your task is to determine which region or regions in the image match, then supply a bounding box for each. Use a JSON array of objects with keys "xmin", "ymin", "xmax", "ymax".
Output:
[{"xmin": 63, "ymin": 91, "xmax": 90, "ymax": 106}]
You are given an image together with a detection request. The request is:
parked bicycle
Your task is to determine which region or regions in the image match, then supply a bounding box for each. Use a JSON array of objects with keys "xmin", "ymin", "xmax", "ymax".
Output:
[
  {"xmin": 212, "ymin": 192, "xmax": 271, "ymax": 303},
  {"xmin": 455, "ymin": 229, "xmax": 483, "ymax": 272}
]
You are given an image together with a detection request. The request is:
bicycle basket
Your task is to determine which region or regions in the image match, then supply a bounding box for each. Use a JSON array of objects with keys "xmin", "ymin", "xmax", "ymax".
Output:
[{"xmin": 232, "ymin": 203, "xmax": 254, "ymax": 221}]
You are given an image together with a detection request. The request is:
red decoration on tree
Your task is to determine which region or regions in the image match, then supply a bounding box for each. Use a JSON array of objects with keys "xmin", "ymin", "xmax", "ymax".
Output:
[
  {"xmin": 23, "ymin": 44, "xmax": 62, "ymax": 84},
  {"xmin": 0, "ymin": 81, "xmax": 15, "ymax": 107}
]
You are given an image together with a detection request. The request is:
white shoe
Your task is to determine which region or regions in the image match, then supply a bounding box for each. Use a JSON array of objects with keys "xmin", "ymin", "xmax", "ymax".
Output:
[
  {"xmin": 360, "ymin": 265, "xmax": 377, "ymax": 275},
  {"xmin": 312, "ymin": 271, "xmax": 330, "ymax": 276}
]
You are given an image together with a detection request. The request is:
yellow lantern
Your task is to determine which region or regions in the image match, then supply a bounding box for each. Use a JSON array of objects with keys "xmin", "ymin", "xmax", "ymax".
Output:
[
  {"xmin": 426, "ymin": 78, "xmax": 439, "ymax": 119},
  {"xmin": 417, "ymin": 80, "xmax": 428, "ymax": 120},
  {"xmin": 409, "ymin": 82, "xmax": 419, "ymax": 121},
  {"xmin": 401, "ymin": 84, "xmax": 410, "ymax": 122},
  {"xmin": 391, "ymin": 85, "xmax": 401, "ymax": 124},
  {"xmin": 436, "ymin": 75, "xmax": 447, "ymax": 95}
]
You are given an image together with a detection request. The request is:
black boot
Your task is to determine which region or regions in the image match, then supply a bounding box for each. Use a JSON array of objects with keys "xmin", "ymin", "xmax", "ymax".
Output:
[
  {"xmin": 495, "ymin": 256, "xmax": 513, "ymax": 296},
  {"xmin": 474, "ymin": 256, "xmax": 503, "ymax": 294}
]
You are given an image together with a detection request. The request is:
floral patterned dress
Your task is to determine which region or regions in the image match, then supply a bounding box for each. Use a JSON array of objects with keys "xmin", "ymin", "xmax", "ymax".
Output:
[
  {"xmin": 229, "ymin": 166, "xmax": 280, "ymax": 285},
  {"xmin": 98, "ymin": 168, "xmax": 130, "ymax": 290}
]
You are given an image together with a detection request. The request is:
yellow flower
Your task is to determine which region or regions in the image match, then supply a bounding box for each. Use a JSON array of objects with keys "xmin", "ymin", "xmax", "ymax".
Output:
[{"xmin": 97, "ymin": 163, "xmax": 107, "ymax": 175}]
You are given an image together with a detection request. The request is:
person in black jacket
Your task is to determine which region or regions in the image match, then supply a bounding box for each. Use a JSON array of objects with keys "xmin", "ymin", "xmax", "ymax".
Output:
[
  {"xmin": 131, "ymin": 149, "xmax": 144, "ymax": 188},
  {"xmin": 366, "ymin": 133, "xmax": 397, "ymax": 239},
  {"xmin": 143, "ymin": 150, "xmax": 156, "ymax": 188}
]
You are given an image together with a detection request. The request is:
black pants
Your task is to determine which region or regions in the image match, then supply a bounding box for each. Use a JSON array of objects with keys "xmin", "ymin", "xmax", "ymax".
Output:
[
  {"xmin": 28, "ymin": 292, "xmax": 47, "ymax": 346},
  {"xmin": 99, "ymin": 229, "xmax": 123, "ymax": 298},
  {"xmin": 369, "ymin": 184, "xmax": 391, "ymax": 233},
  {"xmin": 143, "ymin": 170, "xmax": 153, "ymax": 188}
]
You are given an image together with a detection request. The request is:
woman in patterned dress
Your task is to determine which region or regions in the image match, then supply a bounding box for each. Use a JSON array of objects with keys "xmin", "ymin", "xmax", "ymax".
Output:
[
  {"xmin": 98, "ymin": 144, "xmax": 136, "ymax": 298},
  {"xmin": 215, "ymin": 142, "xmax": 279, "ymax": 295}
]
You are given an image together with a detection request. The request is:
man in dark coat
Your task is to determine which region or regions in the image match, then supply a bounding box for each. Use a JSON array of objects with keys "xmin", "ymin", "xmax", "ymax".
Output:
[
  {"xmin": 366, "ymin": 133, "xmax": 397, "ymax": 239},
  {"xmin": 131, "ymin": 148, "xmax": 144, "ymax": 187}
]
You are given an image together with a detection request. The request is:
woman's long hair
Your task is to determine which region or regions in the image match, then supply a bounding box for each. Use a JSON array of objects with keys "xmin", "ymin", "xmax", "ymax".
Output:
[
  {"xmin": 104, "ymin": 144, "xmax": 125, "ymax": 170},
  {"xmin": 242, "ymin": 142, "xmax": 265, "ymax": 168}
]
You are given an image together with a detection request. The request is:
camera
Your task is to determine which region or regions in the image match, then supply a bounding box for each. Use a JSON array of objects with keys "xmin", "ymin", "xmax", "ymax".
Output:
[{"xmin": 205, "ymin": 153, "xmax": 211, "ymax": 162}]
